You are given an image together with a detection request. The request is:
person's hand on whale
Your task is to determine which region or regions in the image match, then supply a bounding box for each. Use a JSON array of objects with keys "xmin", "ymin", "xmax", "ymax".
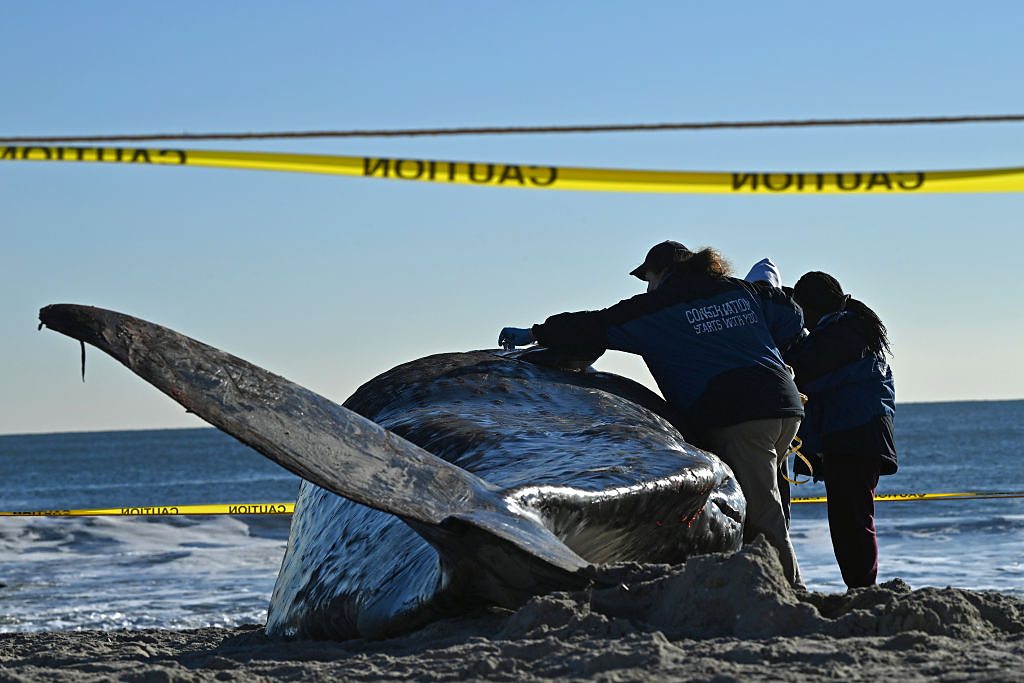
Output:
[{"xmin": 498, "ymin": 327, "xmax": 534, "ymax": 350}]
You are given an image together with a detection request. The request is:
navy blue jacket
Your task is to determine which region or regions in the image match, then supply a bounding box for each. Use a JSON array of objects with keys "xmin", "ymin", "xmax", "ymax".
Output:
[
  {"xmin": 531, "ymin": 271, "xmax": 805, "ymax": 443},
  {"xmin": 786, "ymin": 311, "xmax": 897, "ymax": 476}
]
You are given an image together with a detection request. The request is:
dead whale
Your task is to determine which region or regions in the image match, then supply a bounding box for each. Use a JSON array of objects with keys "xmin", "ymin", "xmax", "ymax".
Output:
[{"xmin": 38, "ymin": 304, "xmax": 745, "ymax": 640}]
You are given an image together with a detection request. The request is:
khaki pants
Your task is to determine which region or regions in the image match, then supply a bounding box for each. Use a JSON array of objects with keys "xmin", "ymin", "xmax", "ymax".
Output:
[{"xmin": 705, "ymin": 416, "xmax": 803, "ymax": 588}]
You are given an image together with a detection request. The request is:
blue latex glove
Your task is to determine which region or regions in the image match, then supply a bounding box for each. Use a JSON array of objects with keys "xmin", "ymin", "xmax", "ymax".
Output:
[{"xmin": 498, "ymin": 327, "xmax": 534, "ymax": 350}]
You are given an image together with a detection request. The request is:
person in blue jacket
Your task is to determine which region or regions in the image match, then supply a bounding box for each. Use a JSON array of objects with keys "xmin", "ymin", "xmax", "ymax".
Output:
[
  {"xmin": 787, "ymin": 271, "xmax": 898, "ymax": 589},
  {"xmin": 743, "ymin": 257, "xmax": 800, "ymax": 528},
  {"xmin": 499, "ymin": 241, "xmax": 807, "ymax": 588}
]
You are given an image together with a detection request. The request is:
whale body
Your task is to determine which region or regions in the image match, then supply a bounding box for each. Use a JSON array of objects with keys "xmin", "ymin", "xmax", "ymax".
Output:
[{"xmin": 38, "ymin": 304, "xmax": 745, "ymax": 640}]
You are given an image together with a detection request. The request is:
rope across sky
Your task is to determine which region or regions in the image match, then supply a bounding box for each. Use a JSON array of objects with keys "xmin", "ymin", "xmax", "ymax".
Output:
[{"xmin": 2, "ymin": 113, "xmax": 1024, "ymax": 143}]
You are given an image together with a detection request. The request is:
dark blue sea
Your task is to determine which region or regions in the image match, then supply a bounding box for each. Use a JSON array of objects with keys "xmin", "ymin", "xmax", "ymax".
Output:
[{"xmin": 1, "ymin": 400, "xmax": 1021, "ymax": 632}]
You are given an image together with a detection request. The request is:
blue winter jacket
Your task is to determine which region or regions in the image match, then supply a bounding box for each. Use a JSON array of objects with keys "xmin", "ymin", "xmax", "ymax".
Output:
[
  {"xmin": 531, "ymin": 271, "xmax": 805, "ymax": 443},
  {"xmin": 786, "ymin": 311, "xmax": 897, "ymax": 476}
]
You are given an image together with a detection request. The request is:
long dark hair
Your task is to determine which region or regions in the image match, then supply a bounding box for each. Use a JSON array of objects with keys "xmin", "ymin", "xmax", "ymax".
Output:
[{"xmin": 793, "ymin": 271, "xmax": 891, "ymax": 355}]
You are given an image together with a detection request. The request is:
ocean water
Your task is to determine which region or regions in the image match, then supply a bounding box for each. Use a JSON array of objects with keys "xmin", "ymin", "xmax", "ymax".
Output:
[
  {"xmin": 792, "ymin": 399, "xmax": 1024, "ymax": 595},
  {"xmin": 0, "ymin": 400, "xmax": 1021, "ymax": 633}
]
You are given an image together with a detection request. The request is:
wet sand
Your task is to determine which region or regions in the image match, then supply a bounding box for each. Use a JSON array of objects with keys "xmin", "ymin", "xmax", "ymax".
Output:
[{"xmin": 3, "ymin": 540, "xmax": 1022, "ymax": 682}]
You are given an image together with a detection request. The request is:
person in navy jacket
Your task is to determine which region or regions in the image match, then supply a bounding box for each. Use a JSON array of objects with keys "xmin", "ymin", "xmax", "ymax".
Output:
[
  {"xmin": 499, "ymin": 241, "xmax": 807, "ymax": 588},
  {"xmin": 743, "ymin": 257, "xmax": 800, "ymax": 528},
  {"xmin": 787, "ymin": 271, "xmax": 897, "ymax": 589}
]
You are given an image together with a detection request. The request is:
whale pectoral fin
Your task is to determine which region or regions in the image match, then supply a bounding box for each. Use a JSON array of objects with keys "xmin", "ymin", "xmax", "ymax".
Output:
[
  {"xmin": 38, "ymin": 304, "xmax": 482, "ymax": 526},
  {"xmin": 38, "ymin": 304, "xmax": 588, "ymax": 577}
]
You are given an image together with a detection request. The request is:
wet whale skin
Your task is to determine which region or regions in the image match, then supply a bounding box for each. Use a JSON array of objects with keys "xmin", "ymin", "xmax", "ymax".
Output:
[{"xmin": 267, "ymin": 350, "xmax": 744, "ymax": 640}]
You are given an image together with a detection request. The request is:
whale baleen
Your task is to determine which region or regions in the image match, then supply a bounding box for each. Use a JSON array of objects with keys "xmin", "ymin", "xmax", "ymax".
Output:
[{"xmin": 38, "ymin": 304, "xmax": 745, "ymax": 640}]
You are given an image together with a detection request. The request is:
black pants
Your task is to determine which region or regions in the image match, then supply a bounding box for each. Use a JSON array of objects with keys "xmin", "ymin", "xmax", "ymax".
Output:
[{"xmin": 823, "ymin": 455, "xmax": 881, "ymax": 589}]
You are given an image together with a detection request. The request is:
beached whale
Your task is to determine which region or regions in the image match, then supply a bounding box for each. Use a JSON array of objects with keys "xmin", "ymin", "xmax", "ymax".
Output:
[{"xmin": 38, "ymin": 304, "xmax": 745, "ymax": 640}]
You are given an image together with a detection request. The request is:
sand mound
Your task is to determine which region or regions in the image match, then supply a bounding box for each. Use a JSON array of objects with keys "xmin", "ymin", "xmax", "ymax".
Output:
[{"xmin": 500, "ymin": 537, "xmax": 1023, "ymax": 642}]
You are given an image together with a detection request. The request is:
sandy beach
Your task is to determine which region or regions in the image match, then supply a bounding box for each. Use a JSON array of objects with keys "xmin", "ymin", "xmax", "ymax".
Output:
[{"xmin": 2, "ymin": 540, "xmax": 1021, "ymax": 682}]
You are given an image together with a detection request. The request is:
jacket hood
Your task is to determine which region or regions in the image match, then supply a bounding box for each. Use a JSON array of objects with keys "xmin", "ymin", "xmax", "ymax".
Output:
[{"xmin": 744, "ymin": 258, "xmax": 782, "ymax": 289}]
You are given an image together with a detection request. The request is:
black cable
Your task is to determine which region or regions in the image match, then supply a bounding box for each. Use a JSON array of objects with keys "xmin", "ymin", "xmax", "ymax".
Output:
[{"xmin": 2, "ymin": 114, "xmax": 1024, "ymax": 144}]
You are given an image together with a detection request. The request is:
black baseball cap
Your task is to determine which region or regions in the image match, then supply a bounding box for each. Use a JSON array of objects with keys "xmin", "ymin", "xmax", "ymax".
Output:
[{"xmin": 629, "ymin": 241, "xmax": 693, "ymax": 280}]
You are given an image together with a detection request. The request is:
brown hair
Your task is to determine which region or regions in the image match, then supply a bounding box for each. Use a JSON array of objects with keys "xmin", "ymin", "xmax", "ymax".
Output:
[{"xmin": 673, "ymin": 247, "xmax": 733, "ymax": 279}]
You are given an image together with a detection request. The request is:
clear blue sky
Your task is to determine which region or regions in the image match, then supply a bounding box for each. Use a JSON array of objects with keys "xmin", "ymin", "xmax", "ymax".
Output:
[{"xmin": 2, "ymin": 2, "xmax": 1022, "ymax": 435}]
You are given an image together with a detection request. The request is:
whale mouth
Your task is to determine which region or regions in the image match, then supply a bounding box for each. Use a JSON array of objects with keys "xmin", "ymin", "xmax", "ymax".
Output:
[
  {"xmin": 40, "ymin": 304, "xmax": 141, "ymax": 382},
  {"xmin": 40, "ymin": 304, "xmax": 122, "ymax": 351}
]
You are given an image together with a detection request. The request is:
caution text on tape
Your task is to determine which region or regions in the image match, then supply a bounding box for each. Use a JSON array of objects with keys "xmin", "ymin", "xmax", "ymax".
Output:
[
  {"xmin": 0, "ymin": 503, "xmax": 294, "ymax": 517},
  {"xmin": 2, "ymin": 492, "xmax": 1021, "ymax": 517},
  {"xmin": 4, "ymin": 145, "xmax": 1024, "ymax": 194}
]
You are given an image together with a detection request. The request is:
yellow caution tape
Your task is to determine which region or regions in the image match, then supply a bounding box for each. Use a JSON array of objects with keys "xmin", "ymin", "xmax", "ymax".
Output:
[
  {"xmin": 0, "ymin": 503, "xmax": 294, "ymax": 517},
  {"xmin": 1, "ymin": 493, "xmax": 1022, "ymax": 516},
  {"xmin": 4, "ymin": 145, "xmax": 1024, "ymax": 194},
  {"xmin": 793, "ymin": 491, "xmax": 1024, "ymax": 504}
]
